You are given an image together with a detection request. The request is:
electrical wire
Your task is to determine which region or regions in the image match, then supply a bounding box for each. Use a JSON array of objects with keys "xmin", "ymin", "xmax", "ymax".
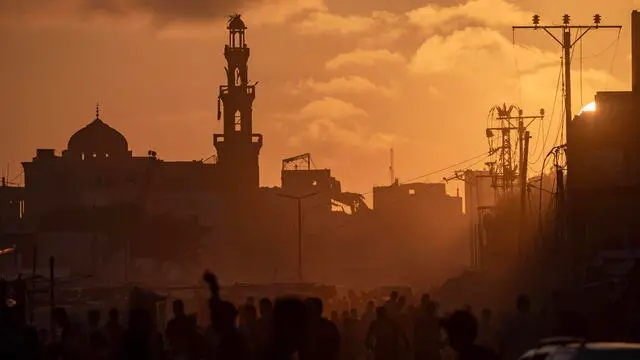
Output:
[
  {"xmin": 272, "ymin": 151, "xmax": 492, "ymax": 220},
  {"xmin": 400, "ymin": 152, "xmax": 489, "ymax": 184},
  {"xmin": 581, "ymin": 31, "xmax": 622, "ymax": 60},
  {"xmin": 302, "ymin": 152, "xmax": 494, "ymax": 238},
  {"xmin": 512, "ymin": 28, "xmax": 524, "ymax": 108},
  {"xmin": 604, "ymin": 28, "xmax": 622, "ymax": 91},
  {"xmin": 580, "ymin": 36, "xmax": 584, "ymax": 109},
  {"xmin": 537, "ymin": 146, "xmax": 562, "ymax": 237},
  {"xmin": 551, "ymin": 107, "xmax": 565, "ymax": 149},
  {"xmin": 527, "ymin": 107, "xmax": 545, "ymax": 162},
  {"xmin": 530, "ymin": 61, "xmax": 563, "ymax": 165}
]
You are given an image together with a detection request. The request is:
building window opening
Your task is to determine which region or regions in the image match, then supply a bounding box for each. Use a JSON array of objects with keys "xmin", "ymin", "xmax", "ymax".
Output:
[
  {"xmin": 105, "ymin": 153, "xmax": 109, "ymax": 158},
  {"xmin": 312, "ymin": 180, "xmax": 318, "ymax": 186},
  {"xmin": 234, "ymin": 111, "xmax": 242, "ymax": 131},
  {"xmin": 409, "ymin": 189, "xmax": 416, "ymax": 195},
  {"xmin": 235, "ymin": 68, "xmax": 242, "ymax": 86},
  {"xmin": 232, "ymin": 32, "xmax": 239, "ymax": 47},
  {"xmin": 81, "ymin": 153, "xmax": 85, "ymax": 160},
  {"xmin": 92, "ymin": 153, "xmax": 97, "ymax": 158}
]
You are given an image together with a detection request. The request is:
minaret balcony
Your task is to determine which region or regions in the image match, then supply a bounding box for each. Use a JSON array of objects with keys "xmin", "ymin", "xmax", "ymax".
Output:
[{"xmin": 219, "ymin": 85, "xmax": 256, "ymax": 98}]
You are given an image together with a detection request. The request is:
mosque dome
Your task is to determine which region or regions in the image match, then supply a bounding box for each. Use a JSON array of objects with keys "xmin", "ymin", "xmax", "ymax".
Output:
[
  {"xmin": 67, "ymin": 109, "xmax": 129, "ymax": 159},
  {"xmin": 228, "ymin": 14, "xmax": 247, "ymax": 30}
]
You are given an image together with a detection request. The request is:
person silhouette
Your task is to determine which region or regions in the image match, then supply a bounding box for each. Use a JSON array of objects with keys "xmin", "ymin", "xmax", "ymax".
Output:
[
  {"xmin": 120, "ymin": 308, "xmax": 155, "ymax": 360},
  {"xmin": 385, "ymin": 292, "xmax": 400, "ymax": 319},
  {"xmin": 256, "ymin": 298, "xmax": 274, "ymax": 358},
  {"xmin": 414, "ymin": 301, "xmax": 441, "ymax": 360},
  {"xmin": 302, "ymin": 297, "xmax": 341, "ymax": 360},
  {"xmin": 166, "ymin": 299, "xmax": 191, "ymax": 358},
  {"xmin": 477, "ymin": 309, "xmax": 498, "ymax": 352},
  {"xmin": 103, "ymin": 308, "xmax": 124, "ymax": 360},
  {"xmin": 267, "ymin": 297, "xmax": 308, "ymax": 360},
  {"xmin": 240, "ymin": 304, "xmax": 259, "ymax": 359},
  {"xmin": 87, "ymin": 309, "xmax": 108, "ymax": 359},
  {"xmin": 204, "ymin": 271, "xmax": 246, "ymax": 360},
  {"xmin": 441, "ymin": 310, "xmax": 498, "ymax": 360},
  {"xmin": 365, "ymin": 306, "xmax": 409, "ymax": 360},
  {"xmin": 499, "ymin": 295, "xmax": 538, "ymax": 360}
]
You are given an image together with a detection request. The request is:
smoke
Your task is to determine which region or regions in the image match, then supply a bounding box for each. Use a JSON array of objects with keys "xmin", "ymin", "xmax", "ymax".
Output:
[{"xmin": 1, "ymin": 0, "xmax": 264, "ymax": 23}]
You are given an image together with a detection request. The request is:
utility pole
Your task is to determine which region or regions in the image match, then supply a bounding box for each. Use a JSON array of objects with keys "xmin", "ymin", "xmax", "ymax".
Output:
[
  {"xmin": 389, "ymin": 148, "xmax": 395, "ymax": 185},
  {"xmin": 278, "ymin": 192, "xmax": 319, "ymax": 282},
  {"xmin": 514, "ymin": 13, "xmax": 621, "ymax": 277},
  {"xmin": 486, "ymin": 105, "xmax": 543, "ymax": 198},
  {"xmin": 486, "ymin": 105, "xmax": 543, "ymax": 258},
  {"xmin": 519, "ymin": 130, "xmax": 531, "ymax": 257},
  {"xmin": 514, "ymin": 14, "xmax": 620, "ymax": 146}
]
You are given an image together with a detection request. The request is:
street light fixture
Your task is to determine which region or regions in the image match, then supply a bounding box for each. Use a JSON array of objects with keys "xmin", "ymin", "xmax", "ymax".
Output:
[{"xmin": 278, "ymin": 192, "xmax": 320, "ymax": 282}]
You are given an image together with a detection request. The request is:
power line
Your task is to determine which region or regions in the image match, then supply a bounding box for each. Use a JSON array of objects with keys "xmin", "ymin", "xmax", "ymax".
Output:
[
  {"xmin": 303, "ymin": 152, "xmax": 493, "ymax": 238},
  {"xmin": 397, "ymin": 152, "xmax": 489, "ymax": 185},
  {"xmin": 530, "ymin": 61, "xmax": 563, "ymax": 165}
]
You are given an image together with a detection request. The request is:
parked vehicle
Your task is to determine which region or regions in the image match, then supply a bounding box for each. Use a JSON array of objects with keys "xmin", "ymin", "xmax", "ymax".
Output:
[{"xmin": 518, "ymin": 338, "xmax": 640, "ymax": 360}]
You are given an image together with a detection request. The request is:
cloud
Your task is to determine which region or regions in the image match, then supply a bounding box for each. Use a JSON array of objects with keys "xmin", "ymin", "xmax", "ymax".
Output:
[
  {"xmin": 81, "ymin": 0, "xmax": 263, "ymax": 22},
  {"xmin": 296, "ymin": 97, "xmax": 368, "ymax": 120},
  {"xmin": 285, "ymin": 97, "xmax": 398, "ymax": 151},
  {"xmin": 407, "ymin": 0, "xmax": 530, "ymax": 31},
  {"xmin": 234, "ymin": 0, "xmax": 326, "ymax": 27},
  {"xmin": 326, "ymin": 49, "xmax": 405, "ymax": 70},
  {"xmin": 153, "ymin": 0, "xmax": 326, "ymax": 38},
  {"xmin": 294, "ymin": 76, "xmax": 396, "ymax": 97},
  {"xmin": 409, "ymin": 27, "xmax": 558, "ymax": 75},
  {"xmin": 0, "ymin": 0, "xmax": 321, "ymax": 27},
  {"xmin": 360, "ymin": 28, "xmax": 406, "ymax": 47},
  {"xmin": 296, "ymin": 10, "xmax": 400, "ymax": 35}
]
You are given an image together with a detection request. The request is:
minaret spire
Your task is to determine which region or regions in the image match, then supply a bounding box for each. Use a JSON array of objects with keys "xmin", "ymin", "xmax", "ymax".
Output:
[
  {"xmin": 213, "ymin": 14, "xmax": 263, "ymax": 192},
  {"xmin": 96, "ymin": 102, "xmax": 101, "ymax": 120}
]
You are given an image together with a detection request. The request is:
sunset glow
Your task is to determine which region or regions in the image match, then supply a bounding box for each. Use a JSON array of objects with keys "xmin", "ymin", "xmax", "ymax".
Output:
[{"xmin": 580, "ymin": 101, "xmax": 596, "ymax": 114}]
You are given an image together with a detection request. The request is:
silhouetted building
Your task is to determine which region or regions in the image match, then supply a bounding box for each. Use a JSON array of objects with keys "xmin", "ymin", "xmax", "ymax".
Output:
[
  {"xmin": 374, "ymin": 182, "xmax": 462, "ymax": 217},
  {"xmin": 570, "ymin": 10, "xmax": 640, "ymax": 261},
  {"xmin": 214, "ymin": 14, "xmax": 263, "ymax": 195},
  {"xmin": 6, "ymin": 15, "xmax": 469, "ymax": 288},
  {"xmin": 21, "ymin": 109, "xmax": 219, "ymax": 227},
  {"xmin": 370, "ymin": 182, "xmax": 466, "ymax": 285}
]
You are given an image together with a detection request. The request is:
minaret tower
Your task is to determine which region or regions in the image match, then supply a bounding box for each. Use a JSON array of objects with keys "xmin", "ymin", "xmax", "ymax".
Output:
[{"xmin": 214, "ymin": 14, "xmax": 263, "ymax": 193}]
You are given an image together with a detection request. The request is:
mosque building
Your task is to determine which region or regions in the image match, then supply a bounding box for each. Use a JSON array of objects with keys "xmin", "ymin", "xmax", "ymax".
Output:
[{"xmin": 0, "ymin": 15, "xmax": 466, "ymax": 287}]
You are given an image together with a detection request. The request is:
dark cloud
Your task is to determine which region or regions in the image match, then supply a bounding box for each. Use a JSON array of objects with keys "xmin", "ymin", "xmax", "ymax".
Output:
[
  {"xmin": 0, "ymin": 0, "xmax": 263, "ymax": 23},
  {"xmin": 83, "ymin": 0, "xmax": 262, "ymax": 21},
  {"xmin": 324, "ymin": 0, "xmax": 461, "ymax": 15}
]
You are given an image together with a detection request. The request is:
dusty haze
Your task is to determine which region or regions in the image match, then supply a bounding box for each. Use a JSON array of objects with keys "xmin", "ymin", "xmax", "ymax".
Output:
[{"xmin": 1, "ymin": 0, "xmax": 637, "ymax": 196}]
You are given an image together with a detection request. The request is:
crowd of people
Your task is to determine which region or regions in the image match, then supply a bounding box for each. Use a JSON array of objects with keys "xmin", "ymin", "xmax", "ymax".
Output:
[{"xmin": 0, "ymin": 272, "xmax": 619, "ymax": 360}]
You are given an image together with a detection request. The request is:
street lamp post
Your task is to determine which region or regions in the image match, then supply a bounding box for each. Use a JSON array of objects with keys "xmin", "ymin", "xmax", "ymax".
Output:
[{"xmin": 278, "ymin": 192, "xmax": 319, "ymax": 282}]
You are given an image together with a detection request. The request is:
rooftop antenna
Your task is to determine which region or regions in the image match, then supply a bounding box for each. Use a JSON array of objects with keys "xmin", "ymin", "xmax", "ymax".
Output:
[{"xmin": 389, "ymin": 148, "xmax": 395, "ymax": 185}]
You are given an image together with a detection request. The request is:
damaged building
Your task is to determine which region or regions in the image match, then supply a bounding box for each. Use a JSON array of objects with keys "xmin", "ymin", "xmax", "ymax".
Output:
[{"xmin": 1, "ymin": 15, "xmax": 469, "ymax": 288}]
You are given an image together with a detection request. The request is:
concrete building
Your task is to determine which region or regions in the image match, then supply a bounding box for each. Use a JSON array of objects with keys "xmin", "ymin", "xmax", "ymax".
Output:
[{"xmin": 569, "ymin": 10, "xmax": 640, "ymax": 260}]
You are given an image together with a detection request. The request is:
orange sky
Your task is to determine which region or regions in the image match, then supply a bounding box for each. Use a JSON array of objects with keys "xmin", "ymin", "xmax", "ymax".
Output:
[{"xmin": 1, "ymin": 0, "xmax": 638, "ymax": 198}]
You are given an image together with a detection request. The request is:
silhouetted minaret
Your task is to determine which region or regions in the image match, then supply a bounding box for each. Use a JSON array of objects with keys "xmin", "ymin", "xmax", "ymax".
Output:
[{"xmin": 214, "ymin": 14, "xmax": 263, "ymax": 193}]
